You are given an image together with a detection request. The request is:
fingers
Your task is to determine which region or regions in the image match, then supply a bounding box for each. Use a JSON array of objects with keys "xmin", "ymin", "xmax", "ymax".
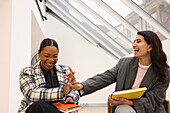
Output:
[
  {"xmin": 108, "ymin": 94, "xmax": 131, "ymax": 106},
  {"xmin": 64, "ymin": 97, "xmax": 74, "ymax": 103},
  {"xmin": 73, "ymin": 82, "xmax": 81, "ymax": 85},
  {"xmin": 62, "ymin": 73, "xmax": 70, "ymax": 77},
  {"xmin": 69, "ymin": 67, "xmax": 73, "ymax": 73},
  {"xmin": 62, "ymin": 72, "xmax": 75, "ymax": 77},
  {"xmin": 63, "ymin": 77, "xmax": 69, "ymax": 82},
  {"xmin": 114, "ymin": 98, "xmax": 132, "ymax": 105},
  {"xmin": 64, "ymin": 98, "xmax": 70, "ymax": 103},
  {"xmin": 63, "ymin": 73, "xmax": 75, "ymax": 82},
  {"xmin": 114, "ymin": 97, "xmax": 126, "ymax": 102},
  {"xmin": 68, "ymin": 77, "xmax": 72, "ymax": 83},
  {"xmin": 62, "ymin": 67, "xmax": 75, "ymax": 82},
  {"xmin": 63, "ymin": 76, "xmax": 76, "ymax": 83},
  {"xmin": 70, "ymin": 83, "xmax": 83, "ymax": 90},
  {"xmin": 68, "ymin": 67, "xmax": 75, "ymax": 76},
  {"xmin": 107, "ymin": 94, "xmax": 112, "ymax": 103},
  {"xmin": 108, "ymin": 94, "xmax": 126, "ymax": 106}
]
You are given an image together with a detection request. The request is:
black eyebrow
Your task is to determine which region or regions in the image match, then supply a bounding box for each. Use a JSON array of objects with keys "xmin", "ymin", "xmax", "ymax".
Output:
[
  {"xmin": 43, "ymin": 53, "xmax": 50, "ymax": 55},
  {"xmin": 134, "ymin": 39, "xmax": 142, "ymax": 42}
]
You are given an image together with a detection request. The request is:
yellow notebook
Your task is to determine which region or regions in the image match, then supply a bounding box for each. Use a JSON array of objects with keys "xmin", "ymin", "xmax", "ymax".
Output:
[{"xmin": 111, "ymin": 87, "xmax": 147, "ymax": 106}]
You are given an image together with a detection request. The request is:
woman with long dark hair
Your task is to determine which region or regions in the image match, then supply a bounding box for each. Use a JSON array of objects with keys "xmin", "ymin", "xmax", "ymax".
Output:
[
  {"xmin": 66, "ymin": 31, "xmax": 169, "ymax": 113},
  {"xmin": 137, "ymin": 31, "xmax": 169, "ymax": 83}
]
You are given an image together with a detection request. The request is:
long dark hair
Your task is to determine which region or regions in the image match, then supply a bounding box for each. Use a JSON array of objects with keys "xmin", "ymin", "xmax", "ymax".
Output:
[
  {"xmin": 137, "ymin": 31, "xmax": 169, "ymax": 83},
  {"xmin": 39, "ymin": 38, "xmax": 59, "ymax": 53}
]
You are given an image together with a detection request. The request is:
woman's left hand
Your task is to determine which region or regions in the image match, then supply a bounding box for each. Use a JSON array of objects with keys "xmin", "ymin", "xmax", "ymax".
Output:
[
  {"xmin": 63, "ymin": 81, "xmax": 72, "ymax": 95},
  {"xmin": 108, "ymin": 94, "xmax": 133, "ymax": 106},
  {"xmin": 64, "ymin": 97, "xmax": 74, "ymax": 104}
]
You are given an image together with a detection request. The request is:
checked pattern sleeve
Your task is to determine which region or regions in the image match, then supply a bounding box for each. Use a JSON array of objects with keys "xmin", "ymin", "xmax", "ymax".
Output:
[
  {"xmin": 19, "ymin": 67, "xmax": 64, "ymax": 102},
  {"xmin": 19, "ymin": 65, "xmax": 80, "ymax": 103}
]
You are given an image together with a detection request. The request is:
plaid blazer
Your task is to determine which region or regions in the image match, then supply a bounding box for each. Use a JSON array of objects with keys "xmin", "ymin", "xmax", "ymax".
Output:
[
  {"xmin": 82, "ymin": 57, "xmax": 170, "ymax": 113},
  {"xmin": 18, "ymin": 63, "xmax": 80, "ymax": 113}
]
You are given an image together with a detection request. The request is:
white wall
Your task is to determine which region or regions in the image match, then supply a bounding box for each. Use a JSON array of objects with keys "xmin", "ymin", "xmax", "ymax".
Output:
[
  {"xmin": 8, "ymin": 0, "xmax": 32, "ymax": 112},
  {"xmin": 0, "ymin": 0, "xmax": 12, "ymax": 113},
  {"xmin": 31, "ymin": 11, "xmax": 44, "ymax": 58},
  {"xmin": 0, "ymin": 0, "xmax": 46, "ymax": 113},
  {"xmin": 44, "ymin": 14, "xmax": 117, "ymax": 103}
]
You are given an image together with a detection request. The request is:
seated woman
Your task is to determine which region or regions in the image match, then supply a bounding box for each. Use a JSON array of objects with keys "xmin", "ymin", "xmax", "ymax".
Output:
[
  {"xmin": 18, "ymin": 38, "xmax": 80, "ymax": 113},
  {"xmin": 66, "ymin": 30, "xmax": 170, "ymax": 113}
]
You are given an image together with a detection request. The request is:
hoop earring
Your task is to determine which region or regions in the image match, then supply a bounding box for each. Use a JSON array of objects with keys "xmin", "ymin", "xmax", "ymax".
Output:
[{"xmin": 148, "ymin": 50, "xmax": 151, "ymax": 54}]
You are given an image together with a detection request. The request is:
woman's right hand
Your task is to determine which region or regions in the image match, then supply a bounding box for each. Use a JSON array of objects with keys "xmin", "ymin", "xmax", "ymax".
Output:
[
  {"xmin": 63, "ymin": 67, "xmax": 76, "ymax": 84},
  {"xmin": 108, "ymin": 94, "xmax": 133, "ymax": 106},
  {"xmin": 71, "ymin": 82, "xmax": 83, "ymax": 90}
]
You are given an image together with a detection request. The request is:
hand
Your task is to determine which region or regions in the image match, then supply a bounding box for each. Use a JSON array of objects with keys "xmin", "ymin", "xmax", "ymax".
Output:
[
  {"xmin": 64, "ymin": 97, "xmax": 75, "ymax": 104},
  {"xmin": 63, "ymin": 80, "xmax": 72, "ymax": 95},
  {"xmin": 63, "ymin": 67, "xmax": 76, "ymax": 84},
  {"xmin": 63, "ymin": 67, "xmax": 83, "ymax": 90},
  {"xmin": 108, "ymin": 94, "xmax": 133, "ymax": 106},
  {"xmin": 63, "ymin": 67, "xmax": 77, "ymax": 95},
  {"xmin": 71, "ymin": 82, "xmax": 83, "ymax": 90}
]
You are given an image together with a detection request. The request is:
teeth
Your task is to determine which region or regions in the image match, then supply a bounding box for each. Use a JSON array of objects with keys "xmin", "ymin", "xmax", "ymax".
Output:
[
  {"xmin": 47, "ymin": 63, "xmax": 53, "ymax": 66},
  {"xmin": 134, "ymin": 49, "xmax": 139, "ymax": 51}
]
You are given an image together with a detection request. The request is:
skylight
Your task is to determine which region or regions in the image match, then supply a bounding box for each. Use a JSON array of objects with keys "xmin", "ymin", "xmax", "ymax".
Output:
[{"xmin": 69, "ymin": 0, "xmax": 102, "ymax": 25}]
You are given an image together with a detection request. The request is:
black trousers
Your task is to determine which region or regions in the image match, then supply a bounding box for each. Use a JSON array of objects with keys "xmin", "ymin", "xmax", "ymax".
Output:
[{"xmin": 26, "ymin": 101, "xmax": 62, "ymax": 113}]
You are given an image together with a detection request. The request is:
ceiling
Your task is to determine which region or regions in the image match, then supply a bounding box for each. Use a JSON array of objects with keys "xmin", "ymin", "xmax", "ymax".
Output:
[{"xmin": 44, "ymin": 0, "xmax": 170, "ymax": 59}]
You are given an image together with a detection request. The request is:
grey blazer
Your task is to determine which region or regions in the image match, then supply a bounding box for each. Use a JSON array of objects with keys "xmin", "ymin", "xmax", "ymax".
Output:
[{"xmin": 81, "ymin": 57, "xmax": 169, "ymax": 113}]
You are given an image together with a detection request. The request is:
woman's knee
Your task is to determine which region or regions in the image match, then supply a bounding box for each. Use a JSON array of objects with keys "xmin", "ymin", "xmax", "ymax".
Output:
[
  {"xmin": 26, "ymin": 101, "xmax": 50, "ymax": 113},
  {"xmin": 115, "ymin": 105, "xmax": 136, "ymax": 113},
  {"xmin": 30, "ymin": 101, "xmax": 48, "ymax": 108}
]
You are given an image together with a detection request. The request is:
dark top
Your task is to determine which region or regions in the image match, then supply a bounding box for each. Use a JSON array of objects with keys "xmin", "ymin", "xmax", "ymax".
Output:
[{"xmin": 41, "ymin": 66, "xmax": 60, "ymax": 88}]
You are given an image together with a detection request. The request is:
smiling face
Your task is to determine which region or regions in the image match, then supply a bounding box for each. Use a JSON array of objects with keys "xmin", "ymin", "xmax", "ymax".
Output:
[
  {"xmin": 38, "ymin": 46, "xmax": 58, "ymax": 71},
  {"xmin": 133, "ymin": 35, "xmax": 152, "ymax": 59}
]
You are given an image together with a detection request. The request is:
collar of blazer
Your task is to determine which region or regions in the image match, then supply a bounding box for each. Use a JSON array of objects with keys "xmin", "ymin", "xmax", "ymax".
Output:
[
  {"xmin": 124, "ymin": 58, "xmax": 157, "ymax": 90},
  {"xmin": 33, "ymin": 62, "xmax": 69, "ymax": 84}
]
